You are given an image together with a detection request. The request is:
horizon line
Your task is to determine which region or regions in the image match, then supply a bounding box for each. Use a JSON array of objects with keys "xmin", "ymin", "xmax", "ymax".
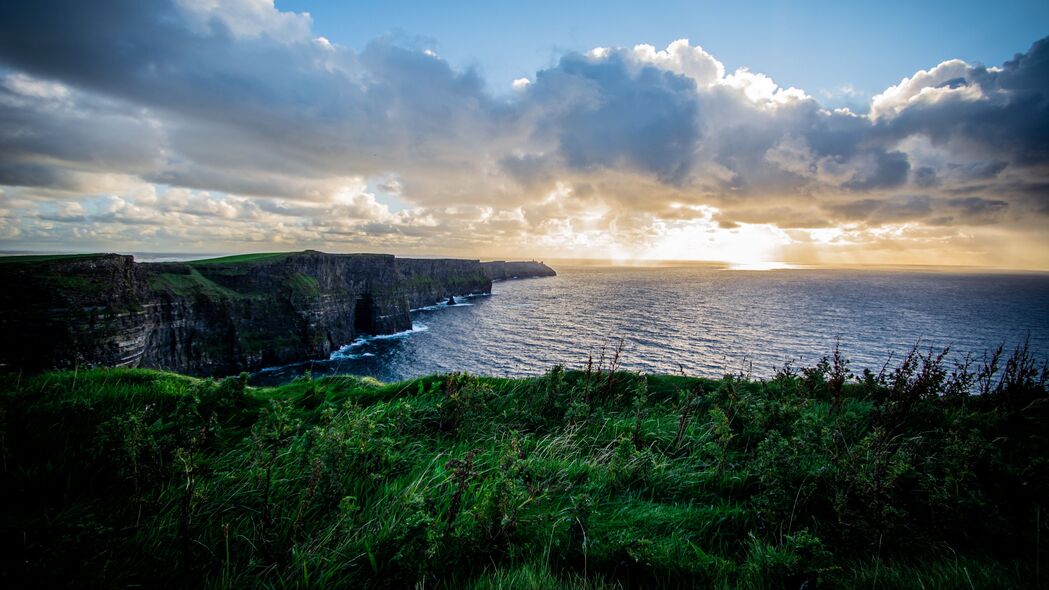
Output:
[{"xmin": 2, "ymin": 248, "xmax": 1048, "ymax": 273}]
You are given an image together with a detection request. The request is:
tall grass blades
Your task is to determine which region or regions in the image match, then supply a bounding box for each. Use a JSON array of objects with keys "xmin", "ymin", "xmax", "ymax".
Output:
[{"xmin": 0, "ymin": 343, "xmax": 1046, "ymax": 588}]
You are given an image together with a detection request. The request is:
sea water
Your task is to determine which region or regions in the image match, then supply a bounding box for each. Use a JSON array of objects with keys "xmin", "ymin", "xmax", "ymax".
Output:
[{"xmin": 252, "ymin": 264, "xmax": 1049, "ymax": 385}]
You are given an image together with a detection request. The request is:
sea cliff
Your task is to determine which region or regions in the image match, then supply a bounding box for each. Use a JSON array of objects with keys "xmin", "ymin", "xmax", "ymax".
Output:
[{"xmin": 0, "ymin": 251, "xmax": 554, "ymax": 376}]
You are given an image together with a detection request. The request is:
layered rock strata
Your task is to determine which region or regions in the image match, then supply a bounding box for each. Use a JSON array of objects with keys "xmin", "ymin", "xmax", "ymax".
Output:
[{"xmin": 0, "ymin": 251, "xmax": 555, "ymax": 376}]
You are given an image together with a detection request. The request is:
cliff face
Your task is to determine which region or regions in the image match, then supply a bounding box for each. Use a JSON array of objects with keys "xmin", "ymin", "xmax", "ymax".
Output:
[
  {"xmin": 481, "ymin": 260, "xmax": 557, "ymax": 281},
  {"xmin": 0, "ymin": 251, "xmax": 554, "ymax": 376}
]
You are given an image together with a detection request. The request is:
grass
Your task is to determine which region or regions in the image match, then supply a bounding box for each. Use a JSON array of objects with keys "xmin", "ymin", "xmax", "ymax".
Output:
[
  {"xmin": 285, "ymin": 272, "xmax": 322, "ymax": 297},
  {"xmin": 148, "ymin": 267, "xmax": 247, "ymax": 299},
  {"xmin": 187, "ymin": 252, "xmax": 296, "ymax": 266},
  {"xmin": 0, "ymin": 253, "xmax": 111, "ymax": 265},
  {"xmin": 0, "ymin": 343, "xmax": 1046, "ymax": 588}
]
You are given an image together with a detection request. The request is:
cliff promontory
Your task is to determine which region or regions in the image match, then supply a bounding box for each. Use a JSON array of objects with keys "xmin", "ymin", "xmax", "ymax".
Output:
[
  {"xmin": 481, "ymin": 260, "xmax": 557, "ymax": 281},
  {"xmin": 0, "ymin": 251, "xmax": 554, "ymax": 376}
]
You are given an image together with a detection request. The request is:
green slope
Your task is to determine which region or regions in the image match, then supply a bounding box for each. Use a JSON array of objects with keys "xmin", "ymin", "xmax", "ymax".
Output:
[
  {"xmin": 187, "ymin": 252, "xmax": 296, "ymax": 265},
  {"xmin": 1, "ymin": 347, "xmax": 1046, "ymax": 588}
]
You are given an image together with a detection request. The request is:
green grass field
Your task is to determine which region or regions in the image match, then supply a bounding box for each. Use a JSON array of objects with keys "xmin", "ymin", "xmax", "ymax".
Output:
[
  {"xmin": 0, "ymin": 253, "xmax": 110, "ymax": 265},
  {"xmin": 147, "ymin": 267, "xmax": 249, "ymax": 298},
  {"xmin": 1, "ymin": 344, "xmax": 1046, "ymax": 588},
  {"xmin": 187, "ymin": 252, "xmax": 296, "ymax": 265},
  {"xmin": 0, "ymin": 251, "xmax": 298, "ymax": 266}
]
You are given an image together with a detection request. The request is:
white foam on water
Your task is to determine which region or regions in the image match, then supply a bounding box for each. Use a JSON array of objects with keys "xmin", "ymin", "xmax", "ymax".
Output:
[
  {"xmin": 410, "ymin": 294, "xmax": 482, "ymax": 311},
  {"xmin": 411, "ymin": 303, "xmax": 443, "ymax": 311},
  {"xmin": 330, "ymin": 323, "xmax": 429, "ymax": 359}
]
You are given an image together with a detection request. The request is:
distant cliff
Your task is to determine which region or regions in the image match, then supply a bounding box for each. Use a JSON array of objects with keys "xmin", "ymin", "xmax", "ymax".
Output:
[
  {"xmin": 0, "ymin": 251, "xmax": 555, "ymax": 376},
  {"xmin": 481, "ymin": 260, "xmax": 557, "ymax": 281}
]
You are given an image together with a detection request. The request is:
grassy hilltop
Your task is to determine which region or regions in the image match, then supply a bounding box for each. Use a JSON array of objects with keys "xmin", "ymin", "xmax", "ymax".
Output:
[{"xmin": 1, "ymin": 345, "xmax": 1047, "ymax": 588}]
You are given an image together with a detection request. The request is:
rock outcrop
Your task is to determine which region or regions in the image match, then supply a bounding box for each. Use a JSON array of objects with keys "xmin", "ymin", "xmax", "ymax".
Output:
[
  {"xmin": 481, "ymin": 260, "xmax": 557, "ymax": 281},
  {"xmin": 0, "ymin": 251, "xmax": 555, "ymax": 376}
]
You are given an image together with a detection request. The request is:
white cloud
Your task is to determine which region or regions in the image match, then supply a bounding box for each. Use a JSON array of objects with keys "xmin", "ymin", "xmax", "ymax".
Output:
[
  {"xmin": 870, "ymin": 59, "xmax": 980, "ymax": 120},
  {"xmin": 175, "ymin": 0, "xmax": 312, "ymax": 42},
  {"xmin": 629, "ymin": 39, "xmax": 724, "ymax": 88},
  {"xmin": 332, "ymin": 184, "xmax": 392, "ymax": 220},
  {"xmin": 720, "ymin": 67, "xmax": 810, "ymax": 108},
  {"xmin": 3, "ymin": 73, "xmax": 70, "ymax": 100}
]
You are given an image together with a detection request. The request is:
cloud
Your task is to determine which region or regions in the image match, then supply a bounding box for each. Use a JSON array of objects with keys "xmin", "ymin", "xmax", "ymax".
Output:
[
  {"xmin": 0, "ymin": 1, "xmax": 1046, "ymax": 267},
  {"xmin": 524, "ymin": 50, "xmax": 702, "ymax": 184},
  {"xmin": 175, "ymin": 0, "xmax": 313, "ymax": 42},
  {"xmin": 629, "ymin": 39, "xmax": 724, "ymax": 88},
  {"xmin": 870, "ymin": 59, "xmax": 979, "ymax": 121},
  {"xmin": 872, "ymin": 37, "xmax": 1049, "ymax": 165}
]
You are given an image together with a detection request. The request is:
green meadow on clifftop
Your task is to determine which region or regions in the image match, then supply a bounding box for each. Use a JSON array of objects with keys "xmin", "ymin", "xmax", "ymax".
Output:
[{"xmin": 1, "ymin": 344, "xmax": 1047, "ymax": 588}]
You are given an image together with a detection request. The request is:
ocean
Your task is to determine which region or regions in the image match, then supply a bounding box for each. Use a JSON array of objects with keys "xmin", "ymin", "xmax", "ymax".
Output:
[{"xmin": 251, "ymin": 264, "xmax": 1049, "ymax": 385}]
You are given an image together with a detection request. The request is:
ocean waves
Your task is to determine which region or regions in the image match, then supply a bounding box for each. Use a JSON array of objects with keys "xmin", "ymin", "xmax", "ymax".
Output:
[
  {"xmin": 329, "ymin": 323, "xmax": 430, "ymax": 360},
  {"xmin": 253, "ymin": 266, "xmax": 1049, "ymax": 386}
]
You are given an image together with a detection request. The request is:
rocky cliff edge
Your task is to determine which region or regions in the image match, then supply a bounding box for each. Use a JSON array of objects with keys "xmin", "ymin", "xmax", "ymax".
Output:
[{"xmin": 0, "ymin": 251, "xmax": 555, "ymax": 376}]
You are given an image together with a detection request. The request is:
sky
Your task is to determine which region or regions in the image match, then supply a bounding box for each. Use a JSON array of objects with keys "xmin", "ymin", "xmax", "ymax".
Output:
[
  {"xmin": 0, "ymin": 0, "xmax": 1047, "ymax": 268},
  {"xmin": 281, "ymin": 0, "xmax": 1049, "ymax": 109}
]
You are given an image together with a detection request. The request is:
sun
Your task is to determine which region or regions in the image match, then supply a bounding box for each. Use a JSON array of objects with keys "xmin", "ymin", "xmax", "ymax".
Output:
[{"xmin": 643, "ymin": 218, "xmax": 790, "ymax": 266}]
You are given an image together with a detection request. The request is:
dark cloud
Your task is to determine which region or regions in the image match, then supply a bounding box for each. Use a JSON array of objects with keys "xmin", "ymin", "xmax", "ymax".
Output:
[
  {"xmin": 0, "ymin": 0, "xmax": 505, "ymax": 201},
  {"xmin": 914, "ymin": 166, "xmax": 938, "ymax": 187},
  {"xmin": 528, "ymin": 53, "xmax": 701, "ymax": 184},
  {"xmin": 948, "ymin": 161, "xmax": 1008, "ymax": 180},
  {"xmin": 947, "ymin": 196, "xmax": 1009, "ymax": 224},
  {"xmin": 873, "ymin": 37, "xmax": 1049, "ymax": 167},
  {"xmin": 842, "ymin": 150, "xmax": 910, "ymax": 190},
  {"xmin": 0, "ymin": 162, "xmax": 81, "ymax": 191},
  {"xmin": 0, "ymin": 77, "xmax": 164, "ymax": 189},
  {"xmin": 820, "ymin": 194, "xmax": 1010, "ymax": 227}
]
